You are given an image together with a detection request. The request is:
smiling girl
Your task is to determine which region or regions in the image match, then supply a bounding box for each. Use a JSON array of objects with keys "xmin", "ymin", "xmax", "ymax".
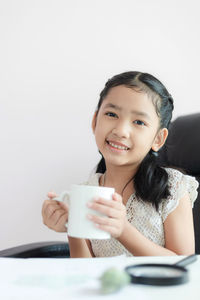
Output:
[{"xmin": 42, "ymin": 71, "xmax": 198, "ymax": 257}]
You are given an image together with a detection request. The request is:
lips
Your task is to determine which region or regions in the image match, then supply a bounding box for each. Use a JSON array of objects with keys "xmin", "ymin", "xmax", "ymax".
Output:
[{"xmin": 106, "ymin": 140, "xmax": 130, "ymax": 150}]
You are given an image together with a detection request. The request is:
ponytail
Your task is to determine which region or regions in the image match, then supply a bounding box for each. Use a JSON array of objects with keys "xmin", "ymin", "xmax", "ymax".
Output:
[
  {"xmin": 134, "ymin": 150, "xmax": 170, "ymax": 210},
  {"xmin": 96, "ymin": 150, "xmax": 170, "ymax": 211},
  {"xmin": 96, "ymin": 156, "xmax": 106, "ymax": 174}
]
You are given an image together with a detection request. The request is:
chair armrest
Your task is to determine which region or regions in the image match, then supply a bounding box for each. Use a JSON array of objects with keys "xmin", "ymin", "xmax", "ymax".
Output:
[{"xmin": 0, "ymin": 241, "xmax": 70, "ymax": 258}]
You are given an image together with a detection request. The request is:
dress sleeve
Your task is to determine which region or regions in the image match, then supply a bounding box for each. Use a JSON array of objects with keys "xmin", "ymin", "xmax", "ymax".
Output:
[
  {"xmin": 160, "ymin": 168, "xmax": 199, "ymax": 222},
  {"xmin": 81, "ymin": 173, "xmax": 101, "ymax": 186}
]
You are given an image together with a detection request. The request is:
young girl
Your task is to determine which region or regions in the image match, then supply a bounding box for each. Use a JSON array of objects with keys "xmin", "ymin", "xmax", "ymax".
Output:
[{"xmin": 42, "ymin": 71, "xmax": 198, "ymax": 257}]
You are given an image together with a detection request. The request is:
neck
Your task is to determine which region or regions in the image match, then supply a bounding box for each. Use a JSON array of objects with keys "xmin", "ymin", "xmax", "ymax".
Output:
[{"xmin": 102, "ymin": 164, "xmax": 138, "ymax": 195}]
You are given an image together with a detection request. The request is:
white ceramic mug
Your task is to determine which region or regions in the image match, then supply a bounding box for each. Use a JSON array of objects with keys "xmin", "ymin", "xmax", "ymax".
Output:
[{"xmin": 54, "ymin": 184, "xmax": 115, "ymax": 239}]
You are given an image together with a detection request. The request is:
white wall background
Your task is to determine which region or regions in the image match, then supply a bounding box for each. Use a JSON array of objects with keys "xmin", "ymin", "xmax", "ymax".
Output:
[{"xmin": 0, "ymin": 0, "xmax": 199, "ymax": 250}]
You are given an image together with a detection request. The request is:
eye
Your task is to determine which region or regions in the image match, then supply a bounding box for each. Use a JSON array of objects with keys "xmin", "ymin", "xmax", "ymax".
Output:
[
  {"xmin": 133, "ymin": 120, "xmax": 145, "ymax": 126},
  {"xmin": 105, "ymin": 112, "xmax": 118, "ymax": 118}
]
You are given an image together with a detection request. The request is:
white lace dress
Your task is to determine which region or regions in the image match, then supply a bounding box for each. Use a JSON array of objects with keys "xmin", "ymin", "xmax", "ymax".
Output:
[{"xmin": 84, "ymin": 168, "xmax": 199, "ymax": 257}]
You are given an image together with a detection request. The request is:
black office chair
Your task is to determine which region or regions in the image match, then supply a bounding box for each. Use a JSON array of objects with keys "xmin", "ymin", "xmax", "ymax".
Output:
[
  {"xmin": 158, "ymin": 113, "xmax": 200, "ymax": 254},
  {"xmin": 0, "ymin": 241, "xmax": 70, "ymax": 258},
  {"xmin": 0, "ymin": 113, "xmax": 199, "ymax": 257}
]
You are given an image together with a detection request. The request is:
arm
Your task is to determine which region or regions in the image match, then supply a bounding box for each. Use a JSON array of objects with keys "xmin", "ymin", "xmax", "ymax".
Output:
[
  {"xmin": 88, "ymin": 192, "xmax": 195, "ymax": 256},
  {"xmin": 119, "ymin": 192, "xmax": 194, "ymax": 256},
  {"xmin": 118, "ymin": 222, "xmax": 176, "ymax": 256},
  {"xmin": 163, "ymin": 192, "xmax": 195, "ymax": 255},
  {"xmin": 68, "ymin": 237, "xmax": 94, "ymax": 258}
]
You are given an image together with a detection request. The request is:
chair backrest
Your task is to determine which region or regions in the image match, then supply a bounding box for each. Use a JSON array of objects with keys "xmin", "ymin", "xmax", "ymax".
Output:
[{"xmin": 158, "ymin": 113, "xmax": 200, "ymax": 254}]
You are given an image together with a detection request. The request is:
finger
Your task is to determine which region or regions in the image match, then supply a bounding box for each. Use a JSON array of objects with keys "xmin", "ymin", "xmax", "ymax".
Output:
[
  {"xmin": 54, "ymin": 209, "xmax": 68, "ymax": 226},
  {"xmin": 58, "ymin": 201, "xmax": 69, "ymax": 211},
  {"xmin": 91, "ymin": 197, "xmax": 122, "ymax": 210},
  {"xmin": 45, "ymin": 207, "xmax": 66, "ymax": 228},
  {"xmin": 87, "ymin": 214, "xmax": 119, "ymax": 227},
  {"xmin": 112, "ymin": 192, "xmax": 123, "ymax": 202},
  {"xmin": 95, "ymin": 223, "xmax": 119, "ymax": 237},
  {"xmin": 54, "ymin": 213, "xmax": 68, "ymax": 232},
  {"xmin": 47, "ymin": 191, "xmax": 58, "ymax": 199},
  {"xmin": 42, "ymin": 198, "xmax": 68, "ymax": 219},
  {"xmin": 88, "ymin": 202, "xmax": 121, "ymax": 218},
  {"xmin": 42, "ymin": 201, "xmax": 62, "ymax": 220},
  {"xmin": 89, "ymin": 216, "xmax": 119, "ymax": 237},
  {"xmin": 42, "ymin": 199, "xmax": 60, "ymax": 214},
  {"xmin": 50, "ymin": 208, "xmax": 65, "ymax": 224},
  {"xmin": 42, "ymin": 200, "xmax": 55, "ymax": 218}
]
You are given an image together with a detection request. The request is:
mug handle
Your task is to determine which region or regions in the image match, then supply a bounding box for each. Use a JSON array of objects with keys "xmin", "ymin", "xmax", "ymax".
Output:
[
  {"xmin": 53, "ymin": 191, "xmax": 70, "ymax": 228},
  {"xmin": 53, "ymin": 191, "xmax": 70, "ymax": 204}
]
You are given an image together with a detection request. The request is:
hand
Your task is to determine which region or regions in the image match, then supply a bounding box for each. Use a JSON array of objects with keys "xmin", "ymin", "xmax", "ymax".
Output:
[
  {"xmin": 87, "ymin": 192, "xmax": 127, "ymax": 239},
  {"xmin": 42, "ymin": 191, "xmax": 68, "ymax": 232}
]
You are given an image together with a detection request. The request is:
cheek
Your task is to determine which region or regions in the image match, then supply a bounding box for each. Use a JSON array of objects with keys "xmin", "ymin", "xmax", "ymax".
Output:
[
  {"xmin": 94, "ymin": 126, "xmax": 105, "ymax": 145},
  {"xmin": 95, "ymin": 117, "xmax": 107, "ymax": 137},
  {"xmin": 134, "ymin": 130, "xmax": 155, "ymax": 148}
]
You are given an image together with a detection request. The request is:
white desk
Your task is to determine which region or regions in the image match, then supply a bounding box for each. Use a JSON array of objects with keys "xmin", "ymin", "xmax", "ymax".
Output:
[{"xmin": 0, "ymin": 255, "xmax": 199, "ymax": 299}]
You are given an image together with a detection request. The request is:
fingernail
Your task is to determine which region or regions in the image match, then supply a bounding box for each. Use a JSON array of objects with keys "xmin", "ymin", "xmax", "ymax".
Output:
[
  {"xmin": 87, "ymin": 214, "xmax": 92, "ymax": 220},
  {"xmin": 87, "ymin": 202, "xmax": 93, "ymax": 208}
]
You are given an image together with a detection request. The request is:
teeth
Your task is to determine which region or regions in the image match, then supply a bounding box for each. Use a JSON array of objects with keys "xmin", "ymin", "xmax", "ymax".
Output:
[{"xmin": 109, "ymin": 142, "xmax": 129, "ymax": 150}]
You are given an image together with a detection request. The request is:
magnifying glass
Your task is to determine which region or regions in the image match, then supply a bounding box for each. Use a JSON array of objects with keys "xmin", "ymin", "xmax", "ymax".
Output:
[{"xmin": 125, "ymin": 254, "xmax": 197, "ymax": 286}]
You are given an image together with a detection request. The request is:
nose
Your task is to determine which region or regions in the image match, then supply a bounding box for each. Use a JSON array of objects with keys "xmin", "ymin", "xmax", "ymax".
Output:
[{"xmin": 111, "ymin": 120, "xmax": 131, "ymax": 139}]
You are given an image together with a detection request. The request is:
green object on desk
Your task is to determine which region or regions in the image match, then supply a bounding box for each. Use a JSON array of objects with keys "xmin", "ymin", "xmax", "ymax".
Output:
[{"xmin": 100, "ymin": 267, "xmax": 131, "ymax": 294}]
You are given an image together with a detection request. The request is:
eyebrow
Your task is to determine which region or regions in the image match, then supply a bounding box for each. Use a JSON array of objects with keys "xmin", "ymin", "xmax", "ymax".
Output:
[{"xmin": 103, "ymin": 103, "xmax": 151, "ymax": 120}]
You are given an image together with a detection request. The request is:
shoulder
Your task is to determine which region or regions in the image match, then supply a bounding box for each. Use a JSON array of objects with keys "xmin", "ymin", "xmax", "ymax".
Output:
[
  {"xmin": 165, "ymin": 167, "xmax": 199, "ymax": 200},
  {"xmin": 160, "ymin": 167, "xmax": 199, "ymax": 221}
]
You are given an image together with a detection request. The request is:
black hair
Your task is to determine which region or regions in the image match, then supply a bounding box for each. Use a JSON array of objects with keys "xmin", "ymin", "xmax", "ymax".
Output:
[{"xmin": 95, "ymin": 71, "xmax": 174, "ymax": 210}]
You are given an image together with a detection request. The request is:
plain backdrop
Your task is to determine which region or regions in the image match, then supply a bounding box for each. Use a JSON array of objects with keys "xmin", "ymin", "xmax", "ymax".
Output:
[{"xmin": 0, "ymin": 0, "xmax": 199, "ymax": 250}]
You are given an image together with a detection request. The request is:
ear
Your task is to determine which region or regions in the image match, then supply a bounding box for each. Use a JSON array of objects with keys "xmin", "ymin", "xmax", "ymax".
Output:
[
  {"xmin": 152, "ymin": 128, "xmax": 168, "ymax": 152},
  {"xmin": 91, "ymin": 111, "xmax": 98, "ymax": 134}
]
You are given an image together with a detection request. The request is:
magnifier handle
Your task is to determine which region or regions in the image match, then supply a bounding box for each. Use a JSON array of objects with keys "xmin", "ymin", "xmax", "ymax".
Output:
[{"xmin": 174, "ymin": 254, "xmax": 197, "ymax": 267}]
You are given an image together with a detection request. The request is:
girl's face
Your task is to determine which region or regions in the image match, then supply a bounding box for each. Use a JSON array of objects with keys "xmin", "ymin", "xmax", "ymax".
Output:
[{"xmin": 92, "ymin": 85, "xmax": 168, "ymax": 170}]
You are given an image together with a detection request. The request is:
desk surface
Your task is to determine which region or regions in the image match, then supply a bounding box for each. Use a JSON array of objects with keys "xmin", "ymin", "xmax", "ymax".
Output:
[{"xmin": 0, "ymin": 255, "xmax": 199, "ymax": 299}]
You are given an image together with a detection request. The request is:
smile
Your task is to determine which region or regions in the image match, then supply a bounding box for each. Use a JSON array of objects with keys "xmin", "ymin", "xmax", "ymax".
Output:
[{"xmin": 106, "ymin": 140, "xmax": 129, "ymax": 151}]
